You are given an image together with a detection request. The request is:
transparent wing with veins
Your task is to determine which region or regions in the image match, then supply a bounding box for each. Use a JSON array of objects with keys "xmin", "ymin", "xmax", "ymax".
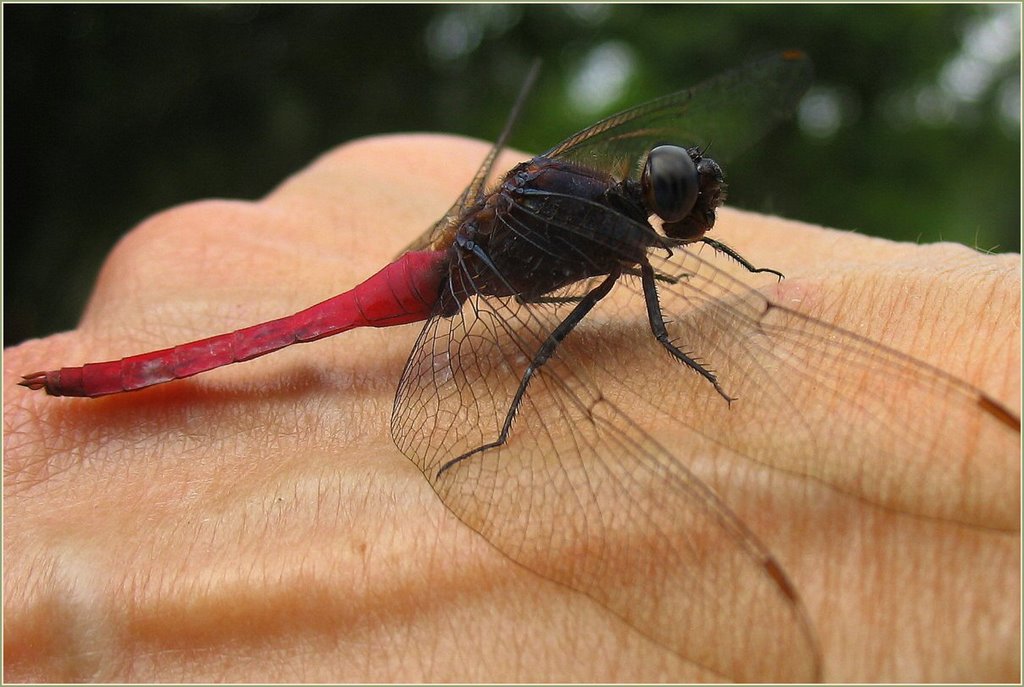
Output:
[
  {"xmin": 397, "ymin": 61, "xmax": 543, "ymax": 256},
  {"xmin": 398, "ymin": 52, "xmax": 811, "ymax": 257},
  {"xmin": 392, "ymin": 188, "xmax": 824, "ymax": 681},
  {"xmin": 545, "ymin": 50, "xmax": 813, "ymax": 179},
  {"xmin": 391, "ymin": 183, "xmax": 1018, "ymax": 681},
  {"xmin": 391, "ymin": 268, "xmax": 822, "ymax": 682}
]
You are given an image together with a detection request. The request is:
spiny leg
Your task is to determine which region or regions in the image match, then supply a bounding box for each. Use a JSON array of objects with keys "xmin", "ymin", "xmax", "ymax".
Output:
[
  {"xmin": 640, "ymin": 259, "xmax": 734, "ymax": 404},
  {"xmin": 700, "ymin": 237, "xmax": 784, "ymax": 279},
  {"xmin": 436, "ymin": 269, "xmax": 620, "ymax": 478}
]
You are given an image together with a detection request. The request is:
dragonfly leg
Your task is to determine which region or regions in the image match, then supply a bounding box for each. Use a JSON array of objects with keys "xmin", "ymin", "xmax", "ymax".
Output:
[
  {"xmin": 640, "ymin": 259, "xmax": 735, "ymax": 404},
  {"xmin": 699, "ymin": 237, "xmax": 784, "ymax": 279},
  {"xmin": 436, "ymin": 269, "xmax": 620, "ymax": 478}
]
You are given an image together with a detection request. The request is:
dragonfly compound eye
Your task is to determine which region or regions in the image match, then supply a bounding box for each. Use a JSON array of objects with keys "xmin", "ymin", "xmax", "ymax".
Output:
[{"xmin": 642, "ymin": 145, "xmax": 700, "ymax": 223}]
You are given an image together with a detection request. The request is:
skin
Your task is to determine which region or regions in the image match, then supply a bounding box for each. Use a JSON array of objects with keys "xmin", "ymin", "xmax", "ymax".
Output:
[{"xmin": 4, "ymin": 135, "xmax": 1020, "ymax": 682}]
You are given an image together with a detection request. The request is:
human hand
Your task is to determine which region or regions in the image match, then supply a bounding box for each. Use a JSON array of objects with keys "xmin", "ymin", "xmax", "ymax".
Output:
[{"xmin": 5, "ymin": 135, "xmax": 1019, "ymax": 682}]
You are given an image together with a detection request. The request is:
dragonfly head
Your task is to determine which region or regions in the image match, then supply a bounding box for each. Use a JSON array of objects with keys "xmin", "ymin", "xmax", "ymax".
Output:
[{"xmin": 641, "ymin": 145, "xmax": 726, "ymax": 243}]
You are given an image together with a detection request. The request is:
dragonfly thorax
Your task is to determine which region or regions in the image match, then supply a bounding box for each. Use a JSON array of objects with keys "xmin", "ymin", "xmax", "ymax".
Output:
[{"xmin": 448, "ymin": 157, "xmax": 663, "ymax": 304}]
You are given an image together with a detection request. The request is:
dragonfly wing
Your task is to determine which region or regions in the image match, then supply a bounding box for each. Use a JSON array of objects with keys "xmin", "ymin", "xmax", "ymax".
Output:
[
  {"xmin": 546, "ymin": 51, "xmax": 813, "ymax": 181},
  {"xmin": 395, "ymin": 62, "xmax": 542, "ymax": 257},
  {"xmin": 398, "ymin": 53, "xmax": 809, "ymax": 255},
  {"xmin": 394, "ymin": 194, "xmax": 470, "ymax": 256},
  {"xmin": 391, "ymin": 275, "xmax": 822, "ymax": 682},
  {"xmin": 617, "ymin": 245, "xmax": 1020, "ymax": 529}
]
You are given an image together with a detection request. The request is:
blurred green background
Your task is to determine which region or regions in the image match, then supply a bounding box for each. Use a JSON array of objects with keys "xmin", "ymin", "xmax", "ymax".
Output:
[{"xmin": 5, "ymin": 4, "xmax": 1020, "ymax": 347}]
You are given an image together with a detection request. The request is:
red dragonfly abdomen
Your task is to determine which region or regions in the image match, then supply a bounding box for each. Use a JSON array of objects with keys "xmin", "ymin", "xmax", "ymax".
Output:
[{"xmin": 20, "ymin": 250, "xmax": 449, "ymax": 397}]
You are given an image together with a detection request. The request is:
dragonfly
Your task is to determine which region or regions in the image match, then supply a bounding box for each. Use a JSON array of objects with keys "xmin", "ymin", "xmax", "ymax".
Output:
[{"xmin": 18, "ymin": 51, "xmax": 1020, "ymax": 681}]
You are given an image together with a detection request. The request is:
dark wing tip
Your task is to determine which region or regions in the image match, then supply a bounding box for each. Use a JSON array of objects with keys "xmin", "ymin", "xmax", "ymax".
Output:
[{"xmin": 979, "ymin": 393, "xmax": 1022, "ymax": 431}]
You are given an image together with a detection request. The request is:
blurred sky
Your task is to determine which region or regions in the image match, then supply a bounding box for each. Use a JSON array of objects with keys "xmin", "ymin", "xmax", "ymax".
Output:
[{"xmin": 4, "ymin": 4, "xmax": 1020, "ymax": 346}]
